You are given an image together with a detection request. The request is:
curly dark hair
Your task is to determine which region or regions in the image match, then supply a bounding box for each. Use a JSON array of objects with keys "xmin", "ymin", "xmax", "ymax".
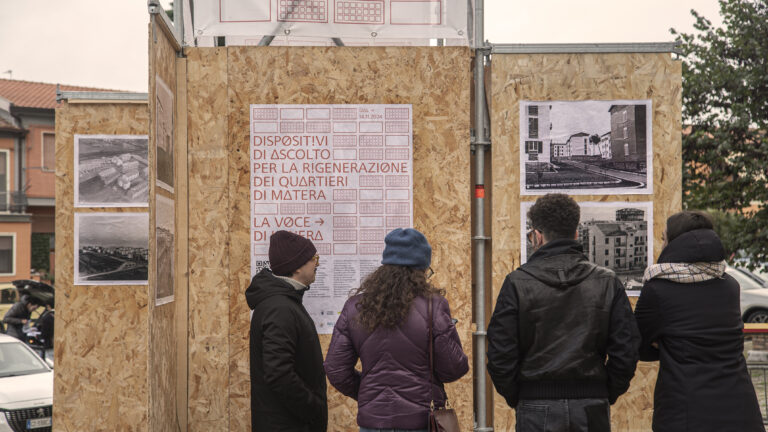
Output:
[
  {"xmin": 527, "ymin": 193, "xmax": 580, "ymax": 240},
  {"xmin": 354, "ymin": 264, "xmax": 444, "ymax": 332}
]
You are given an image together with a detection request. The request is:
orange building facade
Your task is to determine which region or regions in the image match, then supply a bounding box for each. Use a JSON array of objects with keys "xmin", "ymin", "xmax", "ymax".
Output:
[{"xmin": 0, "ymin": 78, "xmax": 112, "ymax": 288}]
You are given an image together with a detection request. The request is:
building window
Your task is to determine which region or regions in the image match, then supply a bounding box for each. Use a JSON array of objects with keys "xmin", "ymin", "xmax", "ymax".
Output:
[
  {"xmin": 605, "ymin": 260, "xmax": 609, "ymax": 266},
  {"xmin": 525, "ymin": 141, "xmax": 543, "ymax": 154},
  {"xmin": 615, "ymin": 259, "xmax": 621, "ymax": 266},
  {"xmin": 529, "ymin": 117, "xmax": 539, "ymax": 139},
  {"xmin": 42, "ymin": 132, "xmax": 55, "ymax": 172},
  {"xmin": 528, "ymin": 105, "xmax": 538, "ymax": 116},
  {"xmin": 0, "ymin": 234, "xmax": 15, "ymax": 275},
  {"xmin": 605, "ymin": 238, "xmax": 609, "ymax": 244},
  {"xmin": 624, "ymin": 143, "xmax": 630, "ymax": 156},
  {"xmin": 0, "ymin": 150, "xmax": 8, "ymax": 211},
  {"xmin": 622, "ymin": 110, "xmax": 627, "ymax": 123},
  {"xmin": 605, "ymin": 250, "xmax": 609, "ymax": 255},
  {"xmin": 623, "ymin": 126, "xmax": 628, "ymax": 139}
]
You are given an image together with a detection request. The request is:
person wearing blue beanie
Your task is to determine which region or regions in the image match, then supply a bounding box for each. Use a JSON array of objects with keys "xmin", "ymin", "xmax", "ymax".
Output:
[
  {"xmin": 381, "ymin": 228, "xmax": 432, "ymax": 269},
  {"xmin": 325, "ymin": 228, "xmax": 469, "ymax": 431}
]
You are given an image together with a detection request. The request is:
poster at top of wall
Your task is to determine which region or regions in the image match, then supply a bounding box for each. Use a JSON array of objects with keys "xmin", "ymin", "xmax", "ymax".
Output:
[
  {"xmin": 520, "ymin": 200, "xmax": 653, "ymax": 296},
  {"xmin": 192, "ymin": 0, "xmax": 468, "ymax": 43},
  {"xmin": 519, "ymin": 100, "xmax": 653, "ymax": 196},
  {"xmin": 250, "ymin": 104, "xmax": 413, "ymax": 333}
]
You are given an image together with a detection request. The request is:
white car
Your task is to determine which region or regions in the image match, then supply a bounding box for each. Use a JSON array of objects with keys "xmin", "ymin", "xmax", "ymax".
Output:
[
  {"xmin": 0, "ymin": 333, "xmax": 52, "ymax": 432},
  {"xmin": 728, "ymin": 266, "xmax": 768, "ymax": 323}
]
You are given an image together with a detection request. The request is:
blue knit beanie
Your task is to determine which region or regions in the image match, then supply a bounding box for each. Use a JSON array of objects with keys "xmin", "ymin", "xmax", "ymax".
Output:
[{"xmin": 381, "ymin": 228, "xmax": 432, "ymax": 269}]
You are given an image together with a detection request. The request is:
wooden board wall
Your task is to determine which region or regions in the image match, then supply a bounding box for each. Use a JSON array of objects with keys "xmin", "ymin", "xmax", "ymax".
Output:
[
  {"xmin": 490, "ymin": 53, "xmax": 682, "ymax": 431},
  {"xmin": 54, "ymin": 102, "xmax": 150, "ymax": 432},
  {"xmin": 184, "ymin": 46, "xmax": 473, "ymax": 432},
  {"xmin": 148, "ymin": 15, "xmax": 183, "ymax": 432}
]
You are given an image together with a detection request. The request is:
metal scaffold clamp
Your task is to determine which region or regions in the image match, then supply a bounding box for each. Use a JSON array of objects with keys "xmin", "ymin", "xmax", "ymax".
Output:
[{"xmin": 147, "ymin": 0, "xmax": 162, "ymax": 15}]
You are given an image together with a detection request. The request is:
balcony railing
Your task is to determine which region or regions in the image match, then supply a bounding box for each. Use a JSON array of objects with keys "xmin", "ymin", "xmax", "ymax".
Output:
[{"xmin": 0, "ymin": 191, "xmax": 28, "ymax": 214}]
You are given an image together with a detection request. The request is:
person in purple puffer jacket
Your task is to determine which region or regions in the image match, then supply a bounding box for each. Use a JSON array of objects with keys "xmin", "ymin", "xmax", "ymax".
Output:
[{"xmin": 324, "ymin": 228, "xmax": 469, "ymax": 432}]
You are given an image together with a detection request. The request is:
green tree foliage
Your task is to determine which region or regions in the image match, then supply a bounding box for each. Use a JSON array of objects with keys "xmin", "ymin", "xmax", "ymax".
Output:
[{"xmin": 672, "ymin": 0, "xmax": 768, "ymax": 268}]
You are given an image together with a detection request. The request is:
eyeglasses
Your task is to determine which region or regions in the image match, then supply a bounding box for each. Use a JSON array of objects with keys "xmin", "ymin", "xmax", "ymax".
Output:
[
  {"xmin": 426, "ymin": 267, "xmax": 434, "ymax": 279},
  {"xmin": 527, "ymin": 228, "xmax": 538, "ymax": 243}
]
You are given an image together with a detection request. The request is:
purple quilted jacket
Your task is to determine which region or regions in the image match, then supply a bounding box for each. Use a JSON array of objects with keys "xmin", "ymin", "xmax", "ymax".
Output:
[{"xmin": 324, "ymin": 294, "xmax": 469, "ymax": 429}]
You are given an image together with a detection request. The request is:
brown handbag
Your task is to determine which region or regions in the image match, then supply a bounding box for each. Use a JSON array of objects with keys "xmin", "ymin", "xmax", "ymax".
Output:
[{"xmin": 427, "ymin": 297, "xmax": 461, "ymax": 432}]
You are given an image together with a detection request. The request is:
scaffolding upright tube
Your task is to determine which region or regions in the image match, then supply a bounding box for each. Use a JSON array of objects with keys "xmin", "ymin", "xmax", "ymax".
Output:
[{"xmin": 472, "ymin": 0, "xmax": 492, "ymax": 430}]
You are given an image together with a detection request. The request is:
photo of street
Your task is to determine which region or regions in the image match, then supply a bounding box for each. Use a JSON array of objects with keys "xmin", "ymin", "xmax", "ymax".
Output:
[
  {"xmin": 521, "ymin": 201, "xmax": 653, "ymax": 294},
  {"xmin": 75, "ymin": 135, "xmax": 149, "ymax": 206},
  {"xmin": 155, "ymin": 195, "xmax": 174, "ymax": 304},
  {"xmin": 75, "ymin": 213, "xmax": 149, "ymax": 285},
  {"xmin": 519, "ymin": 100, "xmax": 652, "ymax": 195}
]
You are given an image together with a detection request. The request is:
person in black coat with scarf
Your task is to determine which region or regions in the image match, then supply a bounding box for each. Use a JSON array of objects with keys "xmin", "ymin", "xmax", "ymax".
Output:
[
  {"xmin": 245, "ymin": 230, "xmax": 327, "ymax": 432},
  {"xmin": 635, "ymin": 211, "xmax": 764, "ymax": 432}
]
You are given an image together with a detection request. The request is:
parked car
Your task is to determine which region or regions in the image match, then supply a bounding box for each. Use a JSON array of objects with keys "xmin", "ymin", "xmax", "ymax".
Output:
[
  {"xmin": 729, "ymin": 266, "xmax": 768, "ymax": 323},
  {"xmin": 0, "ymin": 333, "xmax": 52, "ymax": 432}
]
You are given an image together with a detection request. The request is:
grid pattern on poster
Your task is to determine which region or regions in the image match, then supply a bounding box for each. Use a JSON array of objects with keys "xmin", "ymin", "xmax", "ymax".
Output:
[
  {"xmin": 335, "ymin": 0, "xmax": 384, "ymax": 24},
  {"xmin": 278, "ymin": 0, "xmax": 328, "ymax": 22}
]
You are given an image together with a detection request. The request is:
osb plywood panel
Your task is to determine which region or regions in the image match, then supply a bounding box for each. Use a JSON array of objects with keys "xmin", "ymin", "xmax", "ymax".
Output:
[
  {"xmin": 174, "ymin": 55, "xmax": 190, "ymax": 432},
  {"xmin": 54, "ymin": 102, "xmax": 149, "ymax": 432},
  {"xmin": 490, "ymin": 53, "xmax": 681, "ymax": 431},
  {"xmin": 220, "ymin": 46, "xmax": 472, "ymax": 432},
  {"xmin": 186, "ymin": 47, "xmax": 231, "ymax": 430},
  {"xmin": 148, "ymin": 19, "xmax": 179, "ymax": 432}
]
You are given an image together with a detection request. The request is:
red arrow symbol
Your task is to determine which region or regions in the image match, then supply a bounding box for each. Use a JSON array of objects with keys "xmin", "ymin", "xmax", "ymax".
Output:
[{"xmin": 315, "ymin": 218, "xmax": 324, "ymax": 226}]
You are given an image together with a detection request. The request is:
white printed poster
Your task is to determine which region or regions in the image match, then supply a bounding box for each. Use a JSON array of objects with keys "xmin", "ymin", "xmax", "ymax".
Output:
[
  {"xmin": 193, "ymin": 0, "xmax": 468, "ymax": 42},
  {"xmin": 250, "ymin": 104, "xmax": 413, "ymax": 333}
]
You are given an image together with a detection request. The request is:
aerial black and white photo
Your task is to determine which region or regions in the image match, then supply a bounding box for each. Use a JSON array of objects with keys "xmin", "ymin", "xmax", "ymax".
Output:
[
  {"xmin": 519, "ymin": 100, "xmax": 652, "ymax": 195},
  {"xmin": 521, "ymin": 201, "xmax": 653, "ymax": 295},
  {"xmin": 156, "ymin": 76, "xmax": 174, "ymax": 193},
  {"xmin": 75, "ymin": 134, "xmax": 149, "ymax": 207},
  {"xmin": 155, "ymin": 195, "xmax": 174, "ymax": 305},
  {"xmin": 75, "ymin": 213, "xmax": 149, "ymax": 285}
]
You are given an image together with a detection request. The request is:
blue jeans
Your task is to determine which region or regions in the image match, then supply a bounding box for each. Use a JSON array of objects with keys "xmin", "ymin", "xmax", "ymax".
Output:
[
  {"xmin": 360, "ymin": 428, "xmax": 428, "ymax": 432},
  {"xmin": 516, "ymin": 399, "xmax": 610, "ymax": 432}
]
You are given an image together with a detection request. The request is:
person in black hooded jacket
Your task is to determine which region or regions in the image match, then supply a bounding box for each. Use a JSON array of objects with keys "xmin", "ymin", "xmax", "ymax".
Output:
[
  {"xmin": 245, "ymin": 230, "xmax": 327, "ymax": 432},
  {"xmin": 487, "ymin": 193, "xmax": 640, "ymax": 432},
  {"xmin": 634, "ymin": 211, "xmax": 764, "ymax": 432}
]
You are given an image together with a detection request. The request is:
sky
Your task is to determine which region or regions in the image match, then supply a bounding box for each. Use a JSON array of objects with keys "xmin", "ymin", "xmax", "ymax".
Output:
[
  {"xmin": 0, "ymin": 0, "xmax": 723, "ymax": 93},
  {"xmin": 78, "ymin": 214, "xmax": 149, "ymax": 248}
]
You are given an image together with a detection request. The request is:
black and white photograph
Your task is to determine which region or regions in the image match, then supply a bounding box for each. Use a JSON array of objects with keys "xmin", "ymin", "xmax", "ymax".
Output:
[
  {"xmin": 155, "ymin": 195, "xmax": 174, "ymax": 305},
  {"xmin": 156, "ymin": 75, "xmax": 174, "ymax": 193},
  {"xmin": 519, "ymin": 100, "xmax": 653, "ymax": 195},
  {"xmin": 75, "ymin": 135, "xmax": 149, "ymax": 207},
  {"xmin": 75, "ymin": 213, "xmax": 149, "ymax": 285},
  {"xmin": 521, "ymin": 201, "xmax": 653, "ymax": 295}
]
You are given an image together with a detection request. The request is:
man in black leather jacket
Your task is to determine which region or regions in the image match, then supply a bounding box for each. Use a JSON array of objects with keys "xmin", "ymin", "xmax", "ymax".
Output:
[{"xmin": 487, "ymin": 194, "xmax": 640, "ymax": 432}]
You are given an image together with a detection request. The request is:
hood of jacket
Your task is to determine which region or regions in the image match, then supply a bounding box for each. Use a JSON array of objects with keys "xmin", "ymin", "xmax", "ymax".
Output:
[
  {"xmin": 657, "ymin": 228, "xmax": 725, "ymax": 264},
  {"xmin": 520, "ymin": 239, "xmax": 597, "ymax": 288},
  {"xmin": 245, "ymin": 268, "xmax": 305, "ymax": 310}
]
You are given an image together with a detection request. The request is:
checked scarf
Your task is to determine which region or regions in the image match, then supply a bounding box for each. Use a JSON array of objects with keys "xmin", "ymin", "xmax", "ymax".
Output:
[{"xmin": 642, "ymin": 260, "xmax": 727, "ymax": 284}]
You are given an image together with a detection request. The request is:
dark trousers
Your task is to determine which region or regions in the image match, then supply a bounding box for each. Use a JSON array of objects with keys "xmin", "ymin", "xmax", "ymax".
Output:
[{"xmin": 515, "ymin": 399, "xmax": 610, "ymax": 432}]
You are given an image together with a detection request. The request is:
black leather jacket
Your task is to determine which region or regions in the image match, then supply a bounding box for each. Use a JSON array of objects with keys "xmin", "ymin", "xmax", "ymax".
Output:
[{"xmin": 487, "ymin": 240, "xmax": 640, "ymax": 408}]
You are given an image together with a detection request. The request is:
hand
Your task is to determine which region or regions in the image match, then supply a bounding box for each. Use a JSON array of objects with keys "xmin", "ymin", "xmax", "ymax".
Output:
[
  {"xmin": 651, "ymin": 342, "xmax": 659, "ymax": 349},
  {"xmin": 21, "ymin": 319, "xmax": 28, "ymax": 324}
]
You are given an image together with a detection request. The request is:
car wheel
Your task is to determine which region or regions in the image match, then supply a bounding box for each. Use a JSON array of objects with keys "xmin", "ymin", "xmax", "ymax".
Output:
[{"xmin": 746, "ymin": 309, "xmax": 768, "ymax": 323}]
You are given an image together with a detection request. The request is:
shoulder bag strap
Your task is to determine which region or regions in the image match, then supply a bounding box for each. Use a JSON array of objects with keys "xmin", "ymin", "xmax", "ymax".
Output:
[{"xmin": 428, "ymin": 295, "xmax": 435, "ymax": 409}]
